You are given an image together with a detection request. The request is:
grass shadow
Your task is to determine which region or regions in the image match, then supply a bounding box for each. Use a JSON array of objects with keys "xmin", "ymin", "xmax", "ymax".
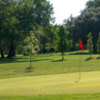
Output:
[
  {"xmin": 0, "ymin": 58, "xmax": 52, "ymax": 64},
  {"xmin": 85, "ymin": 57, "xmax": 94, "ymax": 61},
  {"xmin": 52, "ymin": 59, "xmax": 67, "ymax": 62},
  {"xmin": 69, "ymin": 52, "xmax": 89, "ymax": 55},
  {"xmin": 96, "ymin": 57, "xmax": 100, "ymax": 59}
]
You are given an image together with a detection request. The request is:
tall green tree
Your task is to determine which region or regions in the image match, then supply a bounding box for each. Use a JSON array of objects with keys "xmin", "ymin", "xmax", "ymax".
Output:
[
  {"xmin": 34, "ymin": 24, "xmax": 57, "ymax": 53},
  {"xmin": 57, "ymin": 26, "xmax": 69, "ymax": 61},
  {"xmin": 0, "ymin": 0, "xmax": 54, "ymax": 58},
  {"xmin": 0, "ymin": 0, "xmax": 9, "ymax": 58},
  {"xmin": 97, "ymin": 32, "xmax": 100, "ymax": 56},
  {"xmin": 87, "ymin": 32, "xmax": 93, "ymax": 58},
  {"xmin": 43, "ymin": 24, "xmax": 56, "ymax": 52}
]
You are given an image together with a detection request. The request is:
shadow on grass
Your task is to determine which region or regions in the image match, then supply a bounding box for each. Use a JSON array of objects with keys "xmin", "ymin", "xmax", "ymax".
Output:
[
  {"xmin": 96, "ymin": 57, "xmax": 100, "ymax": 59},
  {"xmin": 69, "ymin": 52, "xmax": 89, "ymax": 55},
  {"xmin": 52, "ymin": 59, "xmax": 67, "ymax": 62},
  {"xmin": 85, "ymin": 57, "xmax": 94, "ymax": 61},
  {"xmin": 69, "ymin": 52, "xmax": 98, "ymax": 55},
  {"xmin": 0, "ymin": 58, "xmax": 52, "ymax": 64}
]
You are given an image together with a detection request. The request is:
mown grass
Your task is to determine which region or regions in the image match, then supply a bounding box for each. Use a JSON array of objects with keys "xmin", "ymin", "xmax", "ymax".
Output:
[
  {"xmin": 0, "ymin": 51, "xmax": 100, "ymax": 79},
  {"xmin": 0, "ymin": 71, "xmax": 100, "ymax": 96},
  {"xmin": 0, "ymin": 51, "xmax": 100, "ymax": 100},
  {"xmin": 0, "ymin": 93, "xmax": 100, "ymax": 100}
]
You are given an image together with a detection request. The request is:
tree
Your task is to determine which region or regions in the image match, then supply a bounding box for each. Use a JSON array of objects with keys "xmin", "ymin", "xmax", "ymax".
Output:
[
  {"xmin": 57, "ymin": 26, "xmax": 69, "ymax": 61},
  {"xmin": 0, "ymin": 0, "xmax": 54, "ymax": 58},
  {"xmin": 0, "ymin": 0, "xmax": 9, "ymax": 58},
  {"xmin": 86, "ymin": 0, "xmax": 100, "ymax": 9},
  {"xmin": 87, "ymin": 32, "xmax": 93, "ymax": 58},
  {"xmin": 34, "ymin": 24, "xmax": 57, "ymax": 53},
  {"xmin": 64, "ymin": 0, "xmax": 100, "ymax": 52},
  {"xmin": 23, "ymin": 31, "xmax": 39, "ymax": 67},
  {"xmin": 65, "ymin": 7, "xmax": 100, "ymax": 52},
  {"xmin": 43, "ymin": 24, "xmax": 56, "ymax": 52},
  {"xmin": 0, "ymin": 42, "xmax": 5, "ymax": 58},
  {"xmin": 97, "ymin": 32, "xmax": 100, "ymax": 57}
]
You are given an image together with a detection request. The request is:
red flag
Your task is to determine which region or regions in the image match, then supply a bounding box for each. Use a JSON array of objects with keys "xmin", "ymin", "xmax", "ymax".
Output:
[{"xmin": 80, "ymin": 41, "xmax": 84, "ymax": 51}]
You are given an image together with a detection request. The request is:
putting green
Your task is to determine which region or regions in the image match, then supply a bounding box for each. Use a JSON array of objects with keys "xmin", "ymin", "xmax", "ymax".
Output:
[{"xmin": 0, "ymin": 71, "xmax": 100, "ymax": 96}]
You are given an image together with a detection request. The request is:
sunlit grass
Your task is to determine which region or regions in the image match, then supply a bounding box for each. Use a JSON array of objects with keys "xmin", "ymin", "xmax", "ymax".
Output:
[
  {"xmin": 0, "ymin": 71, "xmax": 100, "ymax": 96},
  {"xmin": 0, "ymin": 51, "xmax": 100, "ymax": 79},
  {"xmin": 0, "ymin": 51, "xmax": 100, "ymax": 100}
]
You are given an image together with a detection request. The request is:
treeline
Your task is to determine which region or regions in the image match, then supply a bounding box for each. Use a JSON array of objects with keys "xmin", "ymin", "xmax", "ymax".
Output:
[
  {"xmin": 0, "ymin": 0, "xmax": 54, "ymax": 58},
  {"xmin": 0, "ymin": 0, "xmax": 72, "ymax": 59},
  {"xmin": 64, "ymin": 0, "xmax": 100, "ymax": 53},
  {"xmin": 1, "ymin": 0, "xmax": 100, "ymax": 59}
]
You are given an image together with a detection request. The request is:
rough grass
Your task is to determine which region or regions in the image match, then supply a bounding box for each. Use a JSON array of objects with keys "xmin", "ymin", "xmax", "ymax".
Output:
[{"xmin": 0, "ymin": 51, "xmax": 100, "ymax": 79}]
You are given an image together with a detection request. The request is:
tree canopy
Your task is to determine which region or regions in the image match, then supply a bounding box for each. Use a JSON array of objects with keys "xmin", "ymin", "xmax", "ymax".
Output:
[
  {"xmin": 65, "ymin": 0, "xmax": 100, "ymax": 52},
  {"xmin": 57, "ymin": 26, "xmax": 69, "ymax": 61},
  {"xmin": 0, "ymin": 0, "xmax": 54, "ymax": 58}
]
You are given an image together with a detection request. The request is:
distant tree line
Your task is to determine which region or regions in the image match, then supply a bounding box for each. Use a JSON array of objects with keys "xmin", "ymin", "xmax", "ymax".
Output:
[
  {"xmin": 1, "ymin": 0, "xmax": 100, "ymax": 59},
  {"xmin": 64, "ymin": 0, "xmax": 100, "ymax": 53},
  {"xmin": 0, "ymin": 0, "xmax": 54, "ymax": 58}
]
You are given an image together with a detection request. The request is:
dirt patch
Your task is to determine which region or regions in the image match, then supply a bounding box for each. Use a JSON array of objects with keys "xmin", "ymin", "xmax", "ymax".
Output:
[{"xmin": 26, "ymin": 66, "xmax": 34, "ymax": 72}]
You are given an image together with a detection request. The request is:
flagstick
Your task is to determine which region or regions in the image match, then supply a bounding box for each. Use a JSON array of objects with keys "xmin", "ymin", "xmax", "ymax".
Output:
[
  {"xmin": 75, "ymin": 41, "xmax": 84, "ymax": 83},
  {"xmin": 75, "ymin": 51, "xmax": 81, "ymax": 83},
  {"xmin": 78, "ymin": 40, "xmax": 84, "ymax": 81},
  {"xmin": 79, "ymin": 51, "xmax": 81, "ymax": 81}
]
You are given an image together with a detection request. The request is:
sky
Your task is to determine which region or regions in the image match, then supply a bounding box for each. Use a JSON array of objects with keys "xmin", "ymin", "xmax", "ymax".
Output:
[{"xmin": 48, "ymin": 0, "xmax": 89, "ymax": 24}]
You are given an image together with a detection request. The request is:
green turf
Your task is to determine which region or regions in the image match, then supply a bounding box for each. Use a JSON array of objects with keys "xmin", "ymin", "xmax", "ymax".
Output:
[
  {"xmin": 0, "ymin": 71, "xmax": 100, "ymax": 96},
  {"xmin": 0, "ymin": 93, "xmax": 100, "ymax": 100},
  {"xmin": 0, "ymin": 51, "xmax": 100, "ymax": 100},
  {"xmin": 0, "ymin": 51, "xmax": 100, "ymax": 79}
]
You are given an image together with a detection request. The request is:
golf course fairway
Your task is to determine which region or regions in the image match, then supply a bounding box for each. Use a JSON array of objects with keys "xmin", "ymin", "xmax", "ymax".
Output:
[{"xmin": 0, "ymin": 71, "xmax": 100, "ymax": 96}]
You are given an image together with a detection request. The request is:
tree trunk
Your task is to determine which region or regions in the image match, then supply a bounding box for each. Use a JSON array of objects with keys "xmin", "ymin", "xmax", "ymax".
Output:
[
  {"xmin": 30, "ymin": 54, "xmax": 32, "ymax": 67},
  {"xmin": 90, "ymin": 54, "xmax": 91, "ymax": 58},
  {"xmin": 0, "ymin": 48, "xmax": 5, "ymax": 59},
  {"xmin": 62, "ymin": 52, "xmax": 64, "ymax": 61},
  {"xmin": 93, "ymin": 42, "xmax": 97, "ymax": 53},
  {"xmin": 7, "ymin": 42, "xmax": 16, "ymax": 58}
]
